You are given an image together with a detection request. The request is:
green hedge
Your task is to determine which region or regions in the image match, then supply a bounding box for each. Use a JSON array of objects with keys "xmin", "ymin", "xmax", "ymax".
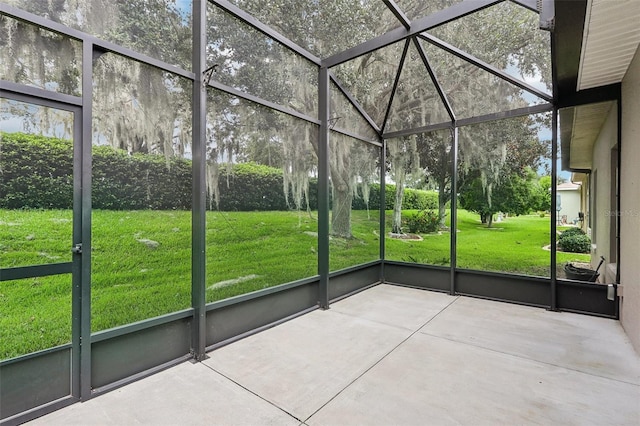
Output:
[
  {"xmin": 1, "ymin": 133, "xmax": 193, "ymax": 210},
  {"xmin": 216, "ymin": 163, "xmax": 288, "ymax": 211},
  {"xmin": 1, "ymin": 133, "xmax": 74, "ymax": 209},
  {"xmin": 351, "ymin": 184, "xmax": 438, "ymax": 211},
  {"xmin": 92, "ymin": 145, "xmax": 192, "ymax": 210},
  {"xmin": 1, "ymin": 133, "xmax": 439, "ymax": 212}
]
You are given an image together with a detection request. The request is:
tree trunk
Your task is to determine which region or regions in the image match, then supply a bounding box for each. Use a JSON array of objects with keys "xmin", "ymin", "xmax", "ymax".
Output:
[
  {"xmin": 438, "ymin": 182, "xmax": 449, "ymax": 228},
  {"xmin": 331, "ymin": 181, "xmax": 353, "ymax": 238},
  {"xmin": 485, "ymin": 213, "xmax": 494, "ymax": 228},
  {"xmin": 392, "ymin": 182, "xmax": 404, "ymax": 234}
]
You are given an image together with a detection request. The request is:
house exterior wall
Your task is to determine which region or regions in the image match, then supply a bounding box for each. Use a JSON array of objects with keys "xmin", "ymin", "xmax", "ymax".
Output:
[
  {"xmin": 589, "ymin": 106, "xmax": 617, "ymax": 276},
  {"xmin": 620, "ymin": 45, "xmax": 640, "ymax": 354},
  {"xmin": 557, "ymin": 188, "xmax": 581, "ymax": 224}
]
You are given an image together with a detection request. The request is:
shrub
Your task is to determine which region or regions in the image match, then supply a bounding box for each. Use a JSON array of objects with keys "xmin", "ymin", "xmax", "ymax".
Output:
[
  {"xmin": 559, "ymin": 227, "xmax": 586, "ymax": 238},
  {"xmin": 404, "ymin": 209, "xmax": 440, "ymax": 234},
  {"xmin": 558, "ymin": 231, "xmax": 591, "ymax": 253},
  {"xmin": 403, "ymin": 188, "xmax": 438, "ymax": 210},
  {"xmin": 349, "ymin": 185, "xmax": 438, "ymax": 211}
]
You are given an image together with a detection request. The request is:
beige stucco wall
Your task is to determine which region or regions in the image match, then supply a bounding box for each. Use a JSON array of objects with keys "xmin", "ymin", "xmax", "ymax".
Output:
[
  {"xmin": 620, "ymin": 45, "xmax": 640, "ymax": 354},
  {"xmin": 589, "ymin": 105, "xmax": 616, "ymax": 274},
  {"xmin": 557, "ymin": 188, "xmax": 581, "ymax": 224}
]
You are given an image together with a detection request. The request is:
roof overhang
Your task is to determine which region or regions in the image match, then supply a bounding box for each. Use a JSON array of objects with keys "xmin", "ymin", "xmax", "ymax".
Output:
[
  {"xmin": 559, "ymin": 101, "xmax": 614, "ymax": 171},
  {"xmin": 571, "ymin": 172, "xmax": 588, "ymax": 184},
  {"xmin": 554, "ymin": 0, "xmax": 640, "ymax": 172}
]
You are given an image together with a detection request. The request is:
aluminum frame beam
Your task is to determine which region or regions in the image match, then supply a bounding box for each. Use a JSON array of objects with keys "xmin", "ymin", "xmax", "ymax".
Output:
[
  {"xmin": 206, "ymin": 79, "xmax": 377, "ymax": 145},
  {"xmin": 0, "ymin": 3, "xmax": 194, "ymax": 80},
  {"xmin": 556, "ymin": 83, "xmax": 620, "ymax": 109},
  {"xmin": 329, "ymin": 72, "xmax": 382, "ymax": 135},
  {"xmin": 383, "ymin": 103, "xmax": 553, "ymax": 139},
  {"xmin": 330, "ymin": 127, "xmax": 382, "ymax": 146},
  {"xmin": 317, "ymin": 67, "xmax": 330, "ymax": 309},
  {"xmin": 191, "ymin": 0, "xmax": 208, "ymax": 362},
  {"xmin": 79, "ymin": 40, "xmax": 93, "ymax": 401},
  {"xmin": 0, "ymin": 263, "xmax": 72, "ymax": 281},
  {"xmin": 512, "ymin": 0, "xmax": 539, "ymax": 13},
  {"xmin": 550, "ymin": 106, "xmax": 558, "ymax": 311},
  {"xmin": 412, "ymin": 37, "xmax": 456, "ymax": 122},
  {"xmin": 383, "ymin": 0, "xmax": 411, "ymax": 30},
  {"xmin": 323, "ymin": 0, "xmax": 502, "ymax": 67},
  {"xmin": 418, "ymin": 33, "xmax": 552, "ymax": 103},
  {"xmin": 381, "ymin": 39, "xmax": 411, "ymax": 133},
  {"xmin": 209, "ymin": 0, "xmax": 321, "ymax": 66},
  {"xmin": 449, "ymin": 127, "xmax": 459, "ymax": 296},
  {"xmin": 0, "ymin": 81, "xmax": 82, "ymax": 107},
  {"xmin": 206, "ymin": 80, "xmax": 320, "ymax": 125}
]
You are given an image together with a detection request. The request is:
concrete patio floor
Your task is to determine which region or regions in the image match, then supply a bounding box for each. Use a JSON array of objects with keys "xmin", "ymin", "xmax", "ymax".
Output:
[{"xmin": 29, "ymin": 284, "xmax": 640, "ymax": 425}]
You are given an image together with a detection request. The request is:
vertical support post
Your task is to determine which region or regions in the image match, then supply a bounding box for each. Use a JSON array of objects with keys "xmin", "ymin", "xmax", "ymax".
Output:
[
  {"xmin": 71, "ymin": 101, "xmax": 83, "ymax": 402},
  {"xmin": 614, "ymin": 98, "xmax": 622, "ymax": 318},
  {"xmin": 550, "ymin": 107, "xmax": 558, "ymax": 311},
  {"xmin": 191, "ymin": 0, "xmax": 207, "ymax": 360},
  {"xmin": 79, "ymin": 40, "xmax": 93, "ymax": 400},
  {"xmin": 615, "ymin": 99, "xmax": 621, "ymax": 286},
  {"xmin": 379, "ymin": 138, "xmax": 386, "ymax": 282},
  {"xmin": 318, "ymin": 66, "xmax": 330, "ymax": 309},
  {"xmin": 449, "ymin": 126, "xmax": 459, "ymax": 296}
]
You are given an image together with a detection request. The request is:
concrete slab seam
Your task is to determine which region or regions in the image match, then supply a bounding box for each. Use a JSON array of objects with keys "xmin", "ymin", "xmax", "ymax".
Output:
[
  {"xmin": 199, "ymin": 362, "xmax": 304, "ymax": 423},
  {"xmin": 304, "ymin": 295, "xmax": 461, "ymax": 423}
]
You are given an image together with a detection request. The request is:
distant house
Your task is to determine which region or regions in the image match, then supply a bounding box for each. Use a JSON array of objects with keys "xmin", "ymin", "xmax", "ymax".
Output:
[{"xmin": 556, "ymin": 182, "xmax": 582, "ymax": 224}]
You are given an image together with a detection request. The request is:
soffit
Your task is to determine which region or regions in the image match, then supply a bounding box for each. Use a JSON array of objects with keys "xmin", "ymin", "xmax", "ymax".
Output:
[
  {"xmin": 567, "ymin": 101, "xmax": 614, "ymax": 170},
  {"xmin": 578, "ymin": 0, "xmax": 640, "ymax": 90}
]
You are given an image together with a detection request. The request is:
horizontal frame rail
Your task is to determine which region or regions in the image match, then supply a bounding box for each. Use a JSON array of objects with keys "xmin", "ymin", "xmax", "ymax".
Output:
[{"xmin": 1, "ymin": 263, "xmax": 72, "ymax": 281}]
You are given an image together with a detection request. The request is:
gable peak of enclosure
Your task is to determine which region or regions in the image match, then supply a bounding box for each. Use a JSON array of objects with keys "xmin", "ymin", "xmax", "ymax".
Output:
[{"xmin": 210, "ymin": 0, "xmax": 553, "ymax": 136}]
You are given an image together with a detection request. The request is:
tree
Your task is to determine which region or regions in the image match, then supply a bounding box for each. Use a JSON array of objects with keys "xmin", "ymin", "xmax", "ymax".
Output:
[
  {"xmin": 456, "ymin": 112, "xmax": 550, "ymax": 226},
  {"xmin": 387, "ymin": 136, "xmax": 420, "ymax": 233},
  {"xmin": 206, "ymin": 0, "xmax": 397, "ymax": 237},
  {"xmin": 460, "ymin": 168, "xmax": 543, "ymax": 227},
  {"xmin": 3, "ymin": 0, "xmax": 552, "ymax": 241},
  {"xmin": 417, "ymin": 130, "xmax": 453, "ymax": 228},
  {"xmin": 2, "ymin": 0, "xmax": 193, "ymax": 161},
  {"xmin": 536, "ymin": 175, "xmax": 553, "ymax": 212},
  {"xmin": 336, "ymin": 1, "xmax": 552, "ymax": 233}
]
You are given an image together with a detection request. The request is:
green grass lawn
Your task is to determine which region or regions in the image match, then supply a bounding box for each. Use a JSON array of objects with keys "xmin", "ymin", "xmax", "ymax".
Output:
[
  {"xmin": 1, "ymin": 208, "xmax": 588, "ymax": 360},
  {"xmin": 387, "ymin": 209, "xmax": 589, "ymax": 276}
]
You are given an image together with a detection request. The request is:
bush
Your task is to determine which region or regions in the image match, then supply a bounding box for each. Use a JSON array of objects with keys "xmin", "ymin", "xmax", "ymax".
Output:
[
  {"xmin": 404, "ymin": 209, "xmax": 440, "ymax": 234},
  {"xmin": 559, "ymin": 227, "xmax": 586, "ymax": 238},
  {"xmin": 558, "ymin": 229, "xmax": 591, "ymax": 253},
  {"xmin": 352, "ymin": 184, "xmax": 438, "ymax": 211},
  {"xmin": 403, "ymin": 188, "xmax": 439, "ymax": 210}
]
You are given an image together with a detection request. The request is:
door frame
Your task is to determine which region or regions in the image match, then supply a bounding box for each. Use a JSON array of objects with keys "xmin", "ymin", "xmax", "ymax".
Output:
[{"xmin": 1, "ymin": 83, "xmax": 88, "ymax": 422}]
